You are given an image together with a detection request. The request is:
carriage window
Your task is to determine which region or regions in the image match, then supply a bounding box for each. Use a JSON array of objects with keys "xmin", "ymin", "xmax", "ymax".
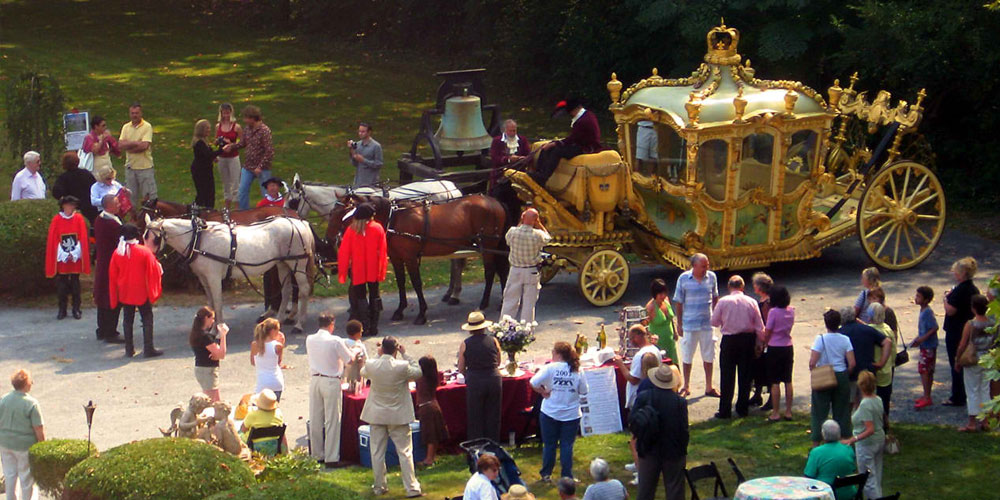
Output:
[
  {"xmin": 696, "ymin": 139, "xmax": 728, "ymax": 201},
  {"xmin": 631, "ymin": 121, "xmax": 687, "ymax": 183},
  {"xmin": 737, "ymin": 132, "xmax": 774, "ymax": 195},
  {"xmin": 785, "ymin": 130, "xmax": 817, "ymax": 193}
]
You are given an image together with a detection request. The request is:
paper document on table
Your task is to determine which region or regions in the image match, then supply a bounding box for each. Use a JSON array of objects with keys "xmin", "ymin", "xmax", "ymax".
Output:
[{"xmin": 579, "ymin": 366, "xmax": 622, "ymax": 436}]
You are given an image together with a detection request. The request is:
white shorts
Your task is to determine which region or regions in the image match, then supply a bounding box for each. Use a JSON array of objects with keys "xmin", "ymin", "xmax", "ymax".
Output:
[
  {"xmin": 679, "ymin": 329, "xmax": 717, "ymax": 364},
  {"xmin": 635, "ymin": 125, "xmax": 659, "ymax": 161}
]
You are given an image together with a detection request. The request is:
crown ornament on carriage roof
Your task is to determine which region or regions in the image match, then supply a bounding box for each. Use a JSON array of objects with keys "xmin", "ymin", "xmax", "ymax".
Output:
[{"xmin": 705, "ymin": 19, "xmax": 741, "ymax": 66}]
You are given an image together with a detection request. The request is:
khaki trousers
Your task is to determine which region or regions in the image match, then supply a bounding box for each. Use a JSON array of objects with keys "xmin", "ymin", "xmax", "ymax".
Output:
[
  {"xmin": 501, "ymin": 266, "xmax": 540, "ymax": 322},
  {"xmin": 126, "ymin": 167, "xmax": 157, "ymax": 204},
  {"xmin": 309, "ymin": 376, "xmax": 344, "ymax": 462},
  {"xmin": 370, "ymin": 423, "xmax": 421, "ymax": 496}
]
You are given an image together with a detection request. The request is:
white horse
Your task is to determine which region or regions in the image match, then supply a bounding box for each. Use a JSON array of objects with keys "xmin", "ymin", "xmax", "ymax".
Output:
[
  {"xmin": 285, "ymin": 174, "xmax": 470, "ymax": 304},
  {"xmin": 146, "ymin": 215, "xmax": 316, "ymax": 334}
]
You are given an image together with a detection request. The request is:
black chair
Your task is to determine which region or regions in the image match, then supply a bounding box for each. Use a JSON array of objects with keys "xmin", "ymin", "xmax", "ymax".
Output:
[
  {"xmin": 832, "ymin": 469, "xmax": 870, "ymax": 500},
  {"xmin": 445, "ymin": 497, "xmax": 464, "ymax": 500},
  {"xmin": 685, "ymin": 461, "xmax": 729, "ymax": 500},
  {"xmin": 726, "ymin": 457, "xmax": 746, "ymax": 484},
  {"xmin": 873, "ymin": 494, "xmax": 900, "ymax": 500},
  {"xmin": 516, "ymin": 392, "xmax": 544, "ymax": 447},
  {"xmin": 247, "ymin": 424, "xmax": 287, "ymax": 455}
]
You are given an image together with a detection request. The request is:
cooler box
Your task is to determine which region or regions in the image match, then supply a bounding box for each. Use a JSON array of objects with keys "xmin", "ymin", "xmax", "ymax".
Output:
[{"xmin": 358, "ymin": 421, "xmax": 425, "ymax": 468}]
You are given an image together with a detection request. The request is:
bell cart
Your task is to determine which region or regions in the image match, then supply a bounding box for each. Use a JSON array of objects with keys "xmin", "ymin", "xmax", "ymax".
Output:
[{"xmin": 504, "ymin": 22, "xmax": 944, "ymax": 307}]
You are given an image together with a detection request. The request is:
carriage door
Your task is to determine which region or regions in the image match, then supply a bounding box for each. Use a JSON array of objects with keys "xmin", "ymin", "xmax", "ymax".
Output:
[
  {"xmin": 731, "ymin": 129, "xmax": 778, "ymax": 248},
  {"xmin": 694, "ymin": 138, "xmax": 729, "ymax": 250},
  {"xmin": 778, "ymin": 129, "xmax": 819, "ymax": 242}
]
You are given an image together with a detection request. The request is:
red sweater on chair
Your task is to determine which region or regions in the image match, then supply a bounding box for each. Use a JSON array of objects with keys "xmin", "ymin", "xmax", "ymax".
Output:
[{"xmin": 108, "ymin": 243, "xmax": 163, "ymax": 307}]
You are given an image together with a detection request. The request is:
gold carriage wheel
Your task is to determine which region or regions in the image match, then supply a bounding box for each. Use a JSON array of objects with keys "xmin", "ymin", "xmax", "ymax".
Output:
[
  {"xmin": 857, "ymin": 161, "xmax": 946, "ymax": 270},
  {"xmin": 539, "ymin": 263, "xmax": 560, "ymax": 285},
  {"xmin": 578, "ymin": 249, "xmax": 630, "ymax": 307}
]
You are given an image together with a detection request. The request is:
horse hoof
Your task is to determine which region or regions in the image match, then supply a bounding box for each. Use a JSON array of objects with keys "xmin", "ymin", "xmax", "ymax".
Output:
[
  {"xmin": 447, "ymin": 297, "xmax": 461, "ymax": 306},
  {"xmin": 441, "ymin": 295, "xmax": 451, "ymax": 303},
  {"xmin": 391, "ymin": 311, "xmax": 404, "ymax": 322},
  {"xmin": 414, "ymin": 316, "xmax": 427, "ymax": 325},
  {"xmin": 255, "ymin": 312, "xmax": 275, "ymax": 324}
]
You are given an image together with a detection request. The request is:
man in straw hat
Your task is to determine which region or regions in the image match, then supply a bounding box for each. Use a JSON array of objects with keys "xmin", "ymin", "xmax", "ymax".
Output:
[
  {"xmin": 361, "ymin": 336, "xmax": 424, "ymax": 497},
  {"xmin": 240, "ymin": 388, "xmax": 285, "ymax": 453},
  {"xmin": 630, "ymin": 365, "xmax": 689, "ymax": 500},
  {"xmin": 501, "ymin": 484, "xmax": 536, "ymax": 500},
  {"xmin": 457, "ymin": 311, "xmax": 503, "ymax": 442}
]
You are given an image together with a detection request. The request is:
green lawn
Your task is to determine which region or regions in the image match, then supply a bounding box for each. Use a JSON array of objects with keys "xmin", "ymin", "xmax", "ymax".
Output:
[
  {"xmin": 311, "ymin": 415, "xmax": 1000, "ymax": 499},
  {"xmin": 0, "ymin": 0, "xmax": 559, "ymax": 299}
]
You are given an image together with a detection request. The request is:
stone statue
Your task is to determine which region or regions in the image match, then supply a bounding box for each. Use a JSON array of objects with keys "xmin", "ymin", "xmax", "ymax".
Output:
[
  {"xmin": 160, "ymin": 393, "xmax": 213, "ymax": 439},
  {"xmin": 211, "ymin": 401, "xmax": 250, "ymax": 460}
]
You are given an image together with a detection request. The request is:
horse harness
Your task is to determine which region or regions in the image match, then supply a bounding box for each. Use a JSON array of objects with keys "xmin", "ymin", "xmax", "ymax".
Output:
[{"xmin": 381, "ymin": 195, "xmax": 509, "ymax": 258}]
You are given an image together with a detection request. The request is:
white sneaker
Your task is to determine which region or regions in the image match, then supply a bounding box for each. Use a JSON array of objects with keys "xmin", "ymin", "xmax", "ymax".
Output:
[
  {"xmin": 624, "ymin": 463, "xmax": 636, "ymax": 472},
  {"xmin": 629, "ymin": 473, "xmax": 639, "ymax": 486}
]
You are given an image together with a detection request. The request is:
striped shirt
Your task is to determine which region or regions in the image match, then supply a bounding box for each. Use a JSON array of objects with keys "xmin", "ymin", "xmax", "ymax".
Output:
[
  {"xmin": 505, "ymin": 224, "xmax": 551, "ymax": 267},
  {"xmin": 672, "ymin": 270, "xmax": 719, "ymax": 332}
]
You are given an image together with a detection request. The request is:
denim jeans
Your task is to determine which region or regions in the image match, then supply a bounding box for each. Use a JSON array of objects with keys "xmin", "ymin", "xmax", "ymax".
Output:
[
  {"xmin": 539, "ymin": 412, "xmax": 579, "ymax": 478},
  {"xmin": 238, "ymin": 168, "xmax": 272, "ymax": 210}
]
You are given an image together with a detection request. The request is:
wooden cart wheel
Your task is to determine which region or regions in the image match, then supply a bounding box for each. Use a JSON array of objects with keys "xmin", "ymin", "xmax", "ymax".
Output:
[
  {"xmin": 857, "ymin": 161, "xmax": 946, "ymax": 270},
  {"xmin": 578, "ymin": 249, "xmax": 630, "ymax": 307}
]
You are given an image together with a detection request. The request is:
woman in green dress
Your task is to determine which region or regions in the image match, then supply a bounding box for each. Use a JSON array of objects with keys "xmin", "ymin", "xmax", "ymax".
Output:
[{"xmin": 645, "ymin": 279, "xmax": 679, "ymax": 366}]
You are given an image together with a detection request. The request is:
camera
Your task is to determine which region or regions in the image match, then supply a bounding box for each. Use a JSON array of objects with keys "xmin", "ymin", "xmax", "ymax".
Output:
[
  {"xmin": 215, "ymin": 136, "xmax": 228, "ymax": 147},
  {"xmin": 349, "ymin": 140, "xmax": 358, "ymax": 150}
]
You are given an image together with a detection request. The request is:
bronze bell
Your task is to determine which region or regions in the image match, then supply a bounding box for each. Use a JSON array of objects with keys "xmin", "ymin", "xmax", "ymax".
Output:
[{"xmin": 434, "ymin": 89, "xmax": 493, "ymax": 152}]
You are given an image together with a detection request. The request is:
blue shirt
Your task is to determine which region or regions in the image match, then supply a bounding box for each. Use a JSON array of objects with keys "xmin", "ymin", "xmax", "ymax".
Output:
[
  {"xmin": 672, "ymin": 270, "xmax": 718, "ymax": 332},
  {"xmin": 918, "ymin": 307, "xmax": 939, "ymax": 349}
]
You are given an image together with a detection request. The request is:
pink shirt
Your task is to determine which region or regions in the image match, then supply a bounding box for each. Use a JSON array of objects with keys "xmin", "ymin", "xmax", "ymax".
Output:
[
  {"xmin": 764, "ymin": 306, "xmax": 795, "ymax": 347},
  {"xmin": 710, "ymin": 290, "xmax": 764, "ymax": 336}
]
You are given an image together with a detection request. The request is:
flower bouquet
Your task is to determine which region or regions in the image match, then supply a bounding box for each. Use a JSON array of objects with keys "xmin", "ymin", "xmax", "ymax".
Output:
[{"xmin": 488, "ymin": 315, "xmax": 537, "ymax": 376}]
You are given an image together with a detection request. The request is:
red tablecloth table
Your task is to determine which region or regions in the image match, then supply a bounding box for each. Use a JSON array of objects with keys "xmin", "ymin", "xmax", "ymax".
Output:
[{"xmin": 337, "ymin": 363, "xmax": 631, "ymax": 464}]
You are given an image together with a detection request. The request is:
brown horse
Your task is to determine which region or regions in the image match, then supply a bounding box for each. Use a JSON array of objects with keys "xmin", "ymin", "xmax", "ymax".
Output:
[{"xmin": 329, "ymin": 194, "xmax": 509, "ymax": 325}]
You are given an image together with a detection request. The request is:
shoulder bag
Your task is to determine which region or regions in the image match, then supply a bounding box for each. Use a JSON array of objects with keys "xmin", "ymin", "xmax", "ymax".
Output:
[
  {"xmin": 958, "ymin": 341, "xmax": 979, "ymax": 367},
  {"xmin": 810, "ymin": 334, "xmax": 838, "ymax": 391},
  {"xmin": 894, "ymin": 328, "xmax": 910, "ymax": 367}
]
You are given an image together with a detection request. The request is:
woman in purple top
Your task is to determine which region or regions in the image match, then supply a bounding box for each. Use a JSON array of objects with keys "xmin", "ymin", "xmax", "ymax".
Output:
[{"xmin": 762, "ymin": 285, "xmax": 795, "ymax": 421}]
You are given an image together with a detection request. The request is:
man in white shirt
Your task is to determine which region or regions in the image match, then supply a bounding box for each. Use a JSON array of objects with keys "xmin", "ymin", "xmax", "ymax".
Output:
[
  {"xmin": 10, "ymin": 151, "xmax": 46, "ymax": 201},
  {"xmin": 306, "ymin": 312, "xmax": 358, "ymax": 468},
  {"xmin": 614, "ymin": 325, "xmax": 661, "ymax": 409}
]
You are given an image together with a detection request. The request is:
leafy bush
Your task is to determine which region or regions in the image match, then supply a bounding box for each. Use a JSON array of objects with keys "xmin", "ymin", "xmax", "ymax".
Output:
[
  {"xmin": 205, "ymin": 476, "xmax": 364, "ymax": 500},
  {"xmin": 28, "ymin": 439, "xmax": 97, "ymax": 497},
  {"xmin": 252, "ymin": 447, "xmax": 321, "ymax": 483},
  {"xmin": 0, "ymin": 198, "xmax": 58, "ymax": 295},
  {"xmin": 3, "ymin": 71, "xmax": 65, "ymax": 179},
  {"xmin": 62, "ymin": 438, "xmax": 254, "ymax": 500}
]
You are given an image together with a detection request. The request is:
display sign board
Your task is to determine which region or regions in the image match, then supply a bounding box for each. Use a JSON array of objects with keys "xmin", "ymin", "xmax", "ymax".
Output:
[
  {"xmin": 579, "ymin": 366, "xmax": 623, "ymax": 436},
  {"xmin": 64, "ymin": 111, "xmax": 89, "ymax": 151}
]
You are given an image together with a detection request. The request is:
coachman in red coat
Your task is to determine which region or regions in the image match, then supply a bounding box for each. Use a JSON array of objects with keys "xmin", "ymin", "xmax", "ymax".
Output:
[
  {"xmin": 337, "ymin": 203, "xmax": 387, "ymax": 336},
  {"xmin": 45, "ymin": 196, "xmax": 91, "ymax": 320},
  {"xmin": 108, "ymin": 223, "xmax": 164, "ymax": 358},
  {"xmin": 531, "ymin": 97, "xmax": 603, "ymax": 185}
]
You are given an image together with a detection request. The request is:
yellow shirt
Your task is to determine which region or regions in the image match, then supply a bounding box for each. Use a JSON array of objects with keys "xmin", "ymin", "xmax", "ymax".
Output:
[{"xmin": 119, "ymin": 119, "xmax": 153, "ymax": 170}]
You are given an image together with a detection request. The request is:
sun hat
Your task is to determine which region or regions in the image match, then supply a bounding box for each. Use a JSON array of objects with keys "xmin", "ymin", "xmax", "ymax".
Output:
[
  {"xmin": 253, "ymin": 389, "xmax": 278, "ymax": 411},
  {"xmin": 647, "ymin": 364, "xmax": 680, "ymax": 391},
  {"xmin": 501, "ymin": 484, "xmax": 536, "ymax": 500},
  {"xmin": 461, "ymin": 310, "xmax": 493, "ymax": 331}
]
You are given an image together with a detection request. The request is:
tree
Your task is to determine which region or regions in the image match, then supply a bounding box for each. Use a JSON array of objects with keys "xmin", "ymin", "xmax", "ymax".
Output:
[{"xmin": 3, "ymin": 71, "xmax": 65, "ymax": 181}]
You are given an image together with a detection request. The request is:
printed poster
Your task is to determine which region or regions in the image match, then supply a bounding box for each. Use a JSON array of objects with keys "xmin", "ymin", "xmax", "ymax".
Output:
[{"xmin": 579, "ymin": 366, "xmax": 622, "ymax": 436}]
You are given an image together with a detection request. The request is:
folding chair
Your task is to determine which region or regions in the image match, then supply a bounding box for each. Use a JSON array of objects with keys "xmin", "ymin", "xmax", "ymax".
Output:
[
  {"xmin": 832, "ymin": 469, "xmax": 870, "ymax": 500},
  {"xmin": 726, "ymin": 457, "xmax": 746, "ymax": 484},
  {"xmin": 684, "ymin": 461, "xmax": 729, "ymax": 500},
  {"xmin": 247, "ymin": 424, "xmax": 287, "ymax": 455},
  {"xmin": 516, "ymin": 392, "xmax": 543, "ymax": 447},
  {"xmin": 873, "ymin": 494, "xmax": 900, "ymax": 500}
]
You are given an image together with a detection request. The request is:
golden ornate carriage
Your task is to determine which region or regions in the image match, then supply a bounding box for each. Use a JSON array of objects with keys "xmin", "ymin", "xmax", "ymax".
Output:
[{"xmin": 505, "ymin": 22, "xmax": 945, "ymax": 307}]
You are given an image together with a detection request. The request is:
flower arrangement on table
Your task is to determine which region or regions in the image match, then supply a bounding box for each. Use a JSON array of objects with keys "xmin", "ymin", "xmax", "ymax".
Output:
[{"xmin": 488, "ymin": 315, "xmax": 537, "ymax": 376}]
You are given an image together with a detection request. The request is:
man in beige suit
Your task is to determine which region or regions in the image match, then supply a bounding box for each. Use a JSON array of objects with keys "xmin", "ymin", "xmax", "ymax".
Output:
[{"xmin": 360, "ymin": 337, "xmax": 424, "ymax": 497}]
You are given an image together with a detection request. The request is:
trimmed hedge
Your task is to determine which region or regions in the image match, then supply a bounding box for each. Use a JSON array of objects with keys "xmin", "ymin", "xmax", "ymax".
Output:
[
  {"xmin": 28, "ymin": 439, "xmax": 97, "ymax": 497},
  {"xmin": 0, "ymin": 198, "xmax": 58, "ymax": 295},
  {"xmin": 62, "ymin": 438, "xmax": 254, "ymax": 500},
  {"xmin": 253, "ymin": 448, "xmax": 321, "ymax": 483},
  {"xmin": 205, "ymin": 476, "xmax": 364, "ymax": 500}
]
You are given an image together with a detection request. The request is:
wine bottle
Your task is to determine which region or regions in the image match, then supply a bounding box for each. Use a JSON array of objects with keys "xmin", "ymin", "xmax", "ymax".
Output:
[{"xmin": 598, "ymin": 323, "xmax": 607, "ymax": 350}]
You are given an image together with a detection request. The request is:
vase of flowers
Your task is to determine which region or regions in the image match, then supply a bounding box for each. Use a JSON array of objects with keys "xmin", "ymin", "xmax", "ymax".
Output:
[{"xmin": 488, "ymin": 315, "xmax": 537, "ymax": 376}]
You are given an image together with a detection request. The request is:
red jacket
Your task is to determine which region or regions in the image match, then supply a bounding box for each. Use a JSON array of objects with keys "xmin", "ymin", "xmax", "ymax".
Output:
[
  {"xmin": 559, "ymin": 110, "xmax": 602, "ymax": 153},
  {"xmin": 338, "ymin": 220, "xmax": 387, "ymax": 284},
  {"xmin": 108, "ymin": 243, "xmax": 163, "ymax": 307},
  {"xmin": 256, "ymin": 196, "xmax": 285, "ymax": 208},
  {"xmin": 45, "ymin": 212, "xmax": 91, "ymax": 277}
]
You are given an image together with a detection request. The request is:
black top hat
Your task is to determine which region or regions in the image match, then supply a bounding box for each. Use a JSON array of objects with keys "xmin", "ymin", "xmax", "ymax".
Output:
[
  {"xmin": 261, "ymin": 177, "xmax": 283, "ymax": 189},
  {"xmin": 552, "ymin": 97, "xmax": 584, "ymax": 118}
]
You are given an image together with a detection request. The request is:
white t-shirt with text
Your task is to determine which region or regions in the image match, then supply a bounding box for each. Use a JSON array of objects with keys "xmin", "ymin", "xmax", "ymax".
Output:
[{"xmin": 530, "ymin": 361, "xmax": 589, "ymax": 421}]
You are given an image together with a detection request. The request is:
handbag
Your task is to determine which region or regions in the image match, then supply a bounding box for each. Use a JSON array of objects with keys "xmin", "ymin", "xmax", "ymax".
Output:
[
  {"xmin": 811, "ymin": 334, "xmax": 839, "ymax": 391},
  {"xmin": 884, "ymin": 433, "xmax": 900, "ymax": 455},
  {"xmin": 958, "ymin": 342, "xmax": 979, "ymax": 367},
  {"xmin": 77, "ymin": 148, "xmax": 94, "ymax": 172},
  {"xmin": 894, "ymin": 329, "xmax": 909, "ymax": 367}
]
